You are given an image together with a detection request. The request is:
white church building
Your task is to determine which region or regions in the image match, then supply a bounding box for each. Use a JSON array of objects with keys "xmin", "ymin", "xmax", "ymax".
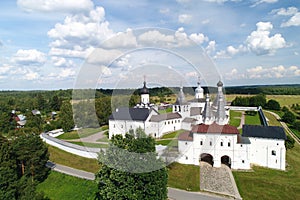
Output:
[{"xmin": 108, "ymin": 79, "xmax": 286, "ymax": 171}]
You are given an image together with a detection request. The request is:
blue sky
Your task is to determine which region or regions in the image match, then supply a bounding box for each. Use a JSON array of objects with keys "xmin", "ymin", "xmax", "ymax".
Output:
[{"xmin": 0, "ymin": 0, "xmax": 299, "ymax": 90}]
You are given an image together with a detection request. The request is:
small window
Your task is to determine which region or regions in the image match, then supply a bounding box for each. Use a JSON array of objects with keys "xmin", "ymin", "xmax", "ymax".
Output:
[
  {"xmin": 220, "ymin": 142, "xmax": 223, "ymax": 146},
  {"xmin": 272, "ymin": 150, "xmax": 276, "ymax": 156},
  {"xmin": 186, "ymin": 156, "xmax": 188, "ymax": 160},
  {"xmin": 121, "ymin": 125, "xmax": 123, "ymax": 128},
  {"xmin": 130, "ymin": 125, "xmax": 132, "ymax": 129},
  {"xmin": 185, "ymin": 142, "xmax": 187, "ymax": 145},
  {"xmin": 242, "ymin": 160, "xmax": 245, "ymax": 163},
  {"xmin": 165, "ymin": 122, "xmax": 166, "ymax": 125},
  {"xmin": 228, "ymin": 142, "xmax": 231, "ymax": 147},
  {"xmin": 200, "ymin": 141, "xmax": 203, "ymax": 145},
  {"xmin": 210, "ymin": 141, "xmax": 212, "ymax": 146},
  {"xmin": 240, "ymin": 144, "xmax": 243, "ymax": 147},
  {"xmin": 113, "ymin": 124, "xmax": 115, "ymax": 128}
]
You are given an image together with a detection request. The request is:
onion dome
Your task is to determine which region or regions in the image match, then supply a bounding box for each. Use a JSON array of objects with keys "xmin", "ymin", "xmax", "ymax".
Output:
[
  {"xmin": 140, "ymin": 81, "xmax": 149, "ymax": 94},
  {"xmin": 217, "ymin": 80, "xmax": 223, "ymax": 87}
]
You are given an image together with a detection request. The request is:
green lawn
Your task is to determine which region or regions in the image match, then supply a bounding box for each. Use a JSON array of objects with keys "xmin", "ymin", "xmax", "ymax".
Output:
[
  {"xmin": 167, "ymin": 162, "xmax": 200, "ymax": 191},
  {"xmin": 161, "ymin": 130, "xmax": 184, "ymax": 139},
  {"xmin": 57, "ymin": 127, "xmax": 105, "ymax": 140},
  {"xmin": 37, "ymin": 171, "xmax": 97, "ymax": 200},
  {"xmin": 48, "ymin": 145, "xmax": 99, "ymax": 173},
  {"xmin": 245, "ymin": 112, "xmax": 262, "ymax": 125},
  {"xmin": 229, "ymin": 110, "xmax": 242, "ymax": 127},
  {"xmin": 69, "ymin": 141, "xmax": 109, "ymax": 148},
  {"xmin": 233, "ymin": 144, "xmax": 300, "ymax": 200},
  {"xmin": 156, "ymin": 139, "xmax": 178, "ymax": 147},
  {"xmin": 263, "ymin": 111, "xmax": 281, "ymax": 126}
]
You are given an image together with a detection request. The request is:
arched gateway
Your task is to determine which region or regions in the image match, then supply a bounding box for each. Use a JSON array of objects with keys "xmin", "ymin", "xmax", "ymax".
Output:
[
  {"xmin": 221, "ymin": 155, "xmax": 231, "ymax": 168},
  {"xmin": 200, "ymin": 153, "xmax": 214, "ymax": 166}
]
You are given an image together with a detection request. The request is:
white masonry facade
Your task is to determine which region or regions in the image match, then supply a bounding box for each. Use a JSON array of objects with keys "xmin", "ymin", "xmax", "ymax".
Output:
[{"xmin": 108, "ymin": 79, "xmax": 286, "ymax": 171}]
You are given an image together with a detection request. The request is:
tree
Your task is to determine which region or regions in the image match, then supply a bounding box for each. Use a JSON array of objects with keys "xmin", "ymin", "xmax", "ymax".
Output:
[
  {"xmin": 265, "ymin": 99, "xmax": 281, "ymax": 111},
  {"xmin": 59, "ymin": 101, "xmax": 75, "ymax": 132},
  {"xmin": 285, "ymin": 134, "xmax": 295, "ymax": 149},
  {"xmin": 50, "ymin": 95, "xmax": 61, "ymax": 111},
  {"xmin": 0, "ymin": 135, "xmax": 18, "ymax": 200},
  {"xmin": 11, "ymin": 134, "xmax": 50, "ymax": 183},
  {"xmin": 282, "ymin": 110, "xmax": 296, "ymax": 124},
  {"xmin": 96, "ymin": 128, "xmax": 168, "ymax": 200}
]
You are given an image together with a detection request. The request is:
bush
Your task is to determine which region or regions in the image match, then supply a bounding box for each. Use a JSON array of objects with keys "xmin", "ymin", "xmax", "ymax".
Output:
[
  {"xmin": 282, "ymin": 111, "xmax": 296, "ymax": 124},
  {"xmin": 285, "ymin": 134, "xmax": 295, "ymax": 149},
  {"xmin": 265, "ymin": 99, "xmax": 281, "ymax": 111}
]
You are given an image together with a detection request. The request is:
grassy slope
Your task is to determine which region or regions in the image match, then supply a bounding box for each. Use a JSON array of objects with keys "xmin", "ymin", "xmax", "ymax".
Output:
[
  {"xmin": 233, "ymin": 144, "xmax": 300, "ymax": 200},
  {"xmin": 37, "ymin": 171, "xmax": 97, "ymax": 200},
  {"xmin": 244, "ymin": 112, "xmax": 262, "ymax": 125},
  {"xmin": 167, "ymin": 162, "xmax": 200, "ymax": 191},
  {"xmin": 48, "ymin": 145, "xmax": 99, "ymax": 173}
]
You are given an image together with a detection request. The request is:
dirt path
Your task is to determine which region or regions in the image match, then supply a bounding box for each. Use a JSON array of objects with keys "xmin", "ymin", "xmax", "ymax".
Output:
[{"xmin": 237, "ymin": 111, "xmax": 245, "ymax": 129}]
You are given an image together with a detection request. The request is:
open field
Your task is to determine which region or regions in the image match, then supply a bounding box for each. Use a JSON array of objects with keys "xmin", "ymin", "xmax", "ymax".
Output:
[
  {"xmin": 226, "ymin": 94, "xmax": 300, "ymax": 108},
  {"xmin": 233, "ymin": 144, "xmax": 300, "ymax": 200},
  {"xmin": 263, "ymin": 111, "xmax": 282, "ymax": 126},
  {"xmin": 48, "ymin": 145, "xmax": 99, "ymax": 173},
  {"xmin": 244, "ymin": 112, "xmax": 262, "ymax": 125},
  {"xmin": 37, "ymin": 171, "xmax": 97, "ymax": 200},
  {"xmin": 167, "ymin": 162, "xmax": 200, "ymax": 191},
  {"xmin": 161, "ymin": 130, "xmax": 184, "ymax": 139}
]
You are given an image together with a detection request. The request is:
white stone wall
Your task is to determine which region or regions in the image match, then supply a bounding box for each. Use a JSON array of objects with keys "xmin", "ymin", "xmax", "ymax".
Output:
[
  {"xmin": 109, "ymin": 120, "xmax": 145, "ymax": 138},
  {"xmin": 177, "ymin": 133, "xmax": 251, "ymax": 169},
  {"xmin": 146, "ymin": 119, "xmax": 182, "ymax": 138},
  {"xmin": 248, "ymin": 137, "xmax": 286, "ymax": 170}
]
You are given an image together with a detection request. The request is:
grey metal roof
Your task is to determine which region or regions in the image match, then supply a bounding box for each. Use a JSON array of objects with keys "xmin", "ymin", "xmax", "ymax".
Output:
[
  {"xmin": 150, "ymin": 112, "xmax": 182, "ymax": 122},
  {"xmin": 109, "ymin": 107, "xmax": 150, "ymax": 121},
  {"xmin": 242, "ymin": 125, "xmax": 286, "ymax": 140},
  {"xmin": 190, "ymin": 107, "xmax": 202, "ymax": 116},
  {"xmin": 182, "ymin": 117, "xmax": 197, "ymax": 123}
]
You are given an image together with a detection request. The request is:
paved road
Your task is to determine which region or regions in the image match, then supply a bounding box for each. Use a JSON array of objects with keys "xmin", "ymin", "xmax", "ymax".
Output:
[
  {"xmin": 46, "ymin": 161, "xmax": 95, "ymax": 180},
  {"xmin": 168, "ymin": 188, "xmax": 228, "ymax": 200},
  {"xmin": 46, "ymin": 161, "xmax": 228, "ymax": 199},
  {"xmin": 265, "ymin": 110, "xmax": 300, "ymax": 144}
]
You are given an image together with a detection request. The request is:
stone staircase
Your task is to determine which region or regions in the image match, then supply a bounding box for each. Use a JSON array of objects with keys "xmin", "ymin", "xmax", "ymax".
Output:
[{"xmin": 200, "ymin": 162, "xmax": 242, "ymax": 199}]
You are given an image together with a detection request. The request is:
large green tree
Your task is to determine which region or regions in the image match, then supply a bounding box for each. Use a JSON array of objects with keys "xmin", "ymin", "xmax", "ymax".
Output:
[
  {"xmin": 0, "ymin": 135, "xmax": 18, "ymax": 200},
  {"xmin": 96, "ymin": 128, "xmax": 168, "ymax": 200},
  {"xmin": 59, "ymin": 101, "xmax": 75, "ymax": 132}
]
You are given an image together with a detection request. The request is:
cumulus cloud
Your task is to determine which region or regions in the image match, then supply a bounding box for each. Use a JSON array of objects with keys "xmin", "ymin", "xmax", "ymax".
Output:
[
  {"xmin": 48, "ymin": 7, "xmax": 114, "ymax": 58},
  {"xmin": 17, "ymin": 0, "xmax": 94, "ymax": 13},
  {"xmin": 214, "ymin": 45, "xmax": 247, "ymax": 59},
  {"xmin": 0, "ymin": 64, "xmax": 12, "ymax": 75},
  {"xmin": 189, "ymin": 33, "xmax": 209, "ymax": 45},
  {"xmin": 206, "ymin": 41, "xmax": 216, "ymax": 55},
  {"xmin": 281, "ymin": 13, "xmax": 300, "ymax": 27},
  {"xmin": 101, "ymin": 29, "xmax": 137, "ymax": 49},
  {"xmin": 245, "ymin": 65, "xmax": 300, "ymax": 79},
  {"xmin": 51, "ymin": 56, "xmax": 74, "ymax": 68},
  {"xmin": 86, "ymin": 48, "xmax": 124, "ymax": 65},
  {"xmin": 24, "ymin": 70, "xmax": 39, "ymax": 80},
  {"xmin": 246, "ymin": 22, "xmax": 286, "ymax": 55},
  {"xmin": 178, "ymin": 14, "xmax": 192, "ymax": 24},
  {"xmin": 272, "ymin": 7, "xmax": 298, "ymax": 16},
  {"xmin": 12, "ymin": 49, "xmax": 46, "ymax": 65}
]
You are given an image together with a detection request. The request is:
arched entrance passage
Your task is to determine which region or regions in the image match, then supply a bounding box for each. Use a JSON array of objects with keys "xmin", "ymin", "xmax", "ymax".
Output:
[
  {"xmin": 221, "ymin": 155, "xmax": 231, "ymax": 168},
  {"xmin": 200, "ymin": 153, "xmax": 214, "ymax": 166}
]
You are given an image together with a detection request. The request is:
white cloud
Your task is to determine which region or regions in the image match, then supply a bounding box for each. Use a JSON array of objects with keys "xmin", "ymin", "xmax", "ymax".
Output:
[
  {"xmin": 178, "ymin": 14, "xmax": 192, "ymax": 24},
  {"xmin": 48, "ymin": 7, "xmax": 114, "ymax": 59},
  {"xmin": 281, "ymin": 13, "xmax": 300, "ymax": 27},
  {"xmin": 12, "ymin": 49, "xmax": 46, "ymax": 65},
  {"xmin": 251, "ymin": 0, "xmax": 277, "ymax": 7},
  {"xmin": 244, "ymin": 65, "xmax": 300, "ymax": 79},
  {"xmin": 101, "ymin": 29, "xmax": 137, "ymax": 49},
  {"xmin": 246, "ymin": 22, "xmax": 286, "ymax": 55},
  {"xmin": 51, "ymin": 56, "xmax": 74, "ymax": 68},
  {"xmin": 17, "ymin": 0, "xmax": 94, "ymax": 13},
  {"xmin": 138, "ymin": 30, "xmax": 175, "ymax": 46},
  {"xmin": 189, "ymin": 33, "xmax": 209, "ymax": 45},
  {"xmin": 159, "ymin": 8, "xmax": 170, "ymax": 15},
  {"xmin": 59, "ymin": 68, "xmax": 76, "ymax": 78},
  {"xmin": 272, "ymin": 7, "xmax": 298, "ymax": 16},
  {"xmin": 24, "ymin": 70, "xmax": 39, "ymax": 80},
  {"xmin": 86, "ymin": 48, "xmax": 124, "ymax": 65},
  {"xmin": 214, "ymin": 45, "xmax": 247, "ymax": 59},
  {"xmin": 0, "ymin": 64, "xmax": 12, "ymax": 75},
  {"xmin": 206, "ymin": 41, "xmax": 216, "ymax": 55}
]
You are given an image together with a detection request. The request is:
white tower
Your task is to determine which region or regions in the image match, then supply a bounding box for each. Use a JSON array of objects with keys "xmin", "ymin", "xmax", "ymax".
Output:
[
  {"xmin": 195, "ymin": 77, "xmax": 204, "ymax": 99},
  {"xmin": 140, "ymin": 79, "xmax": 149, "ymax": 105}
]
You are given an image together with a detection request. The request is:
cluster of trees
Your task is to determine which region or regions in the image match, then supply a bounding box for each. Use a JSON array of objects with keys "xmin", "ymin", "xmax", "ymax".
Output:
[
  {"xmin": 225, "ymin": 84, "xmax": 300, "ymax": 95},
  {"xmin": 96, "ymin": 128, "xmax": 168, "ymax": 200},
  {"xmin": 0, "ymin": 133, "xmax": 49, "ymax": 199}
]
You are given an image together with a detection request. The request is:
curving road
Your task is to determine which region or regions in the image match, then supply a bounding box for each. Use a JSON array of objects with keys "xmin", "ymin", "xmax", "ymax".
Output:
[{"xmin": 46, "ymin": 161, "xmax": 228, "ymax": 200}]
